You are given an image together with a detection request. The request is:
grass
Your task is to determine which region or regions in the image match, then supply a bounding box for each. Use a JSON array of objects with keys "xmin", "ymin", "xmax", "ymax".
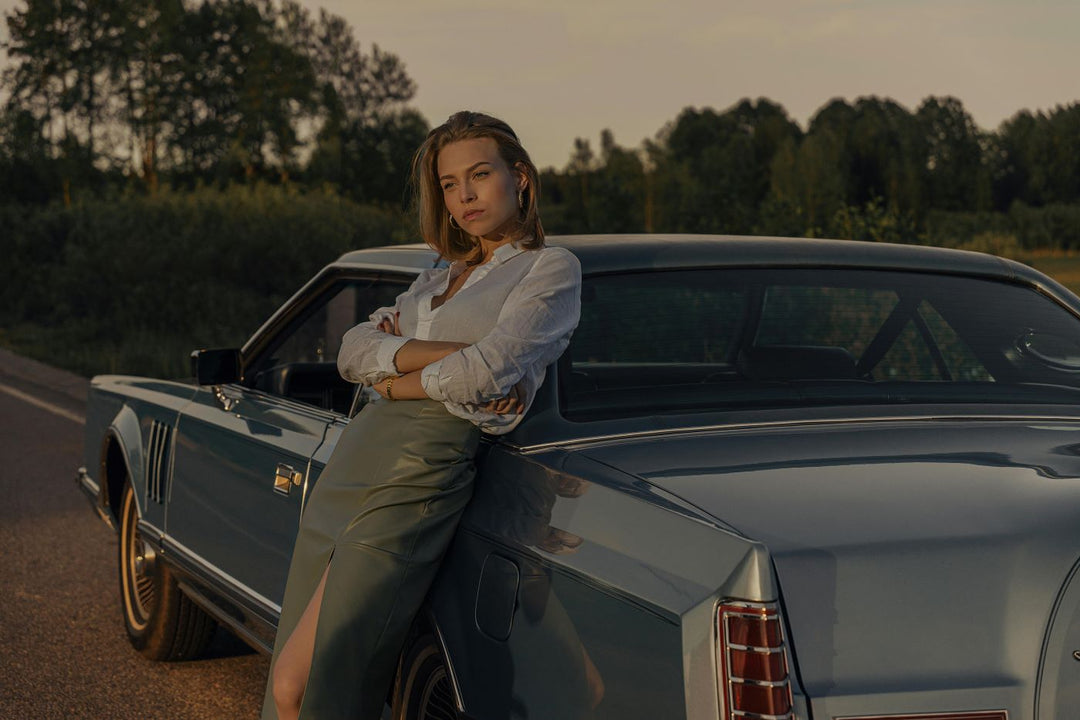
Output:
[{"xmin": 1019, "ymin": 251, "xmax": 1080, "ymax": 296}]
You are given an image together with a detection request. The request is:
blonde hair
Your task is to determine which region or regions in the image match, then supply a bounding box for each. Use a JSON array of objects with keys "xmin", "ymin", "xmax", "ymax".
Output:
[{"xmin": 411, "ymin": 111, "xmax": 544, "ymax": 263}]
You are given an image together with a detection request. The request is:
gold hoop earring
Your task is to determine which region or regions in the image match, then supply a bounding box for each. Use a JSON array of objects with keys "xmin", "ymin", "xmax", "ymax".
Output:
[
  {"xmin": 518, "ymin": 188, "xmax": 525, "ymax": 210},
  {"xmin": 449, "ymin": 213, "xmax": 462, "ymax": 231}
]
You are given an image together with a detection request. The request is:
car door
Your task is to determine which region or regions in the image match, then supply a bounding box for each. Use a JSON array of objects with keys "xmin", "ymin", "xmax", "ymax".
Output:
[{"xmin": 165, "ymin": 272, "xmax": 410, "ymax": 614}]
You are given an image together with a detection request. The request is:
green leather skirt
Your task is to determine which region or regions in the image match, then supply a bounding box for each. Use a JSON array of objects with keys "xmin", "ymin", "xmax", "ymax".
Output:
[{"xmin": 262, "ymin": 398, "xmax": 481, "ymax": 720}]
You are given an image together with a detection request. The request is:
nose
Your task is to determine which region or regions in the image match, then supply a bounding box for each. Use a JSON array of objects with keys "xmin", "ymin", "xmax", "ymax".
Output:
[{"xmin": 458, "ymin": 179, "xmax": 476, "ymax": 204}]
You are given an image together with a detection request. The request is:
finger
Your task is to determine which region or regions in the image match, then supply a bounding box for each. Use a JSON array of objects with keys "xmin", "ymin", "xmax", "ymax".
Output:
[{"xmin": 393, "ymin": 312, "xmax": 401, "ymax": 336}]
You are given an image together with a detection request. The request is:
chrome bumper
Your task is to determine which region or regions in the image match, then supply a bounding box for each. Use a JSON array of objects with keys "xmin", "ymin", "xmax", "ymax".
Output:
[{"xmin": 76, "ymin": 466, "xmax": 116, "ymax": 531}]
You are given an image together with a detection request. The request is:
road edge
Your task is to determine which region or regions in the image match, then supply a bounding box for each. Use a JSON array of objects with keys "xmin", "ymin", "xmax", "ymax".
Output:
[{"xmin": 0, "ymin": 346, "xmax": 90, "ymax": 405}]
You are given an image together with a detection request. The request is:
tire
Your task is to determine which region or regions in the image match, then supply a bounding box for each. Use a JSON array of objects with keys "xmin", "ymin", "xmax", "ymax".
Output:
[
  {"xmin": 118, "ymin": 481, "xmax": 216, "ymax": 660},
  {"xmin": 393, "ymin": 633, "xmax": 460, "ymax": 720}
]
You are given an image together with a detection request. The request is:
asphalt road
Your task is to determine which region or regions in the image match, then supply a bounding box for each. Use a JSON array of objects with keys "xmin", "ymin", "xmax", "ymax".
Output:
[{"xmin": 0, "ymin": 351, "xmax": 269, "ymax": 719}]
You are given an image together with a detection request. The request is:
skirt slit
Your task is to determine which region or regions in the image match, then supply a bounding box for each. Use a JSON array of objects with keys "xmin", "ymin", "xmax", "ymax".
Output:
[{"xmin": 262, "ymin": 398, "xmax": 481, "ymax": 720}]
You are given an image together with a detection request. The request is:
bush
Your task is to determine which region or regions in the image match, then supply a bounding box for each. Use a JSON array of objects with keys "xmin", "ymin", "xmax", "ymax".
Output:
[
  {"xmin": 1, "ymin": 184, "xmax": 409, "ymax": 378},
  {"xmin": 953, "ymin": 232, "xmax": 1023, "ymax": 258},
  {"xmin": 923, "ymin": 209, "xmax": 1013, "ymax": 249},
  {"xmin": 1009, "ymin": 202, "xmax": 1080, "ymax": 251},
  {"xmin": 925, "ymin": 203, "xmax": 1080, "ymax": 252}
]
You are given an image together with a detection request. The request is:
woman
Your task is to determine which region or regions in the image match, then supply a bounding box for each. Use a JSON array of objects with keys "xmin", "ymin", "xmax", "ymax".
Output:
[{"xmin": 263, "ymin": 111, "xmax": 582, "ymax": 720}]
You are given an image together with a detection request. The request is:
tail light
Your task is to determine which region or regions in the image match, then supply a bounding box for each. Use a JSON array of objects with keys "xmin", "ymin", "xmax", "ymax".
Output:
[
  {"xmin": 717, "ymin": 601, "xmax": 794, "ymax": 720},
  {"xmin": 839, "ymin": 714, "xmax": 1006, "ymax": 720}
]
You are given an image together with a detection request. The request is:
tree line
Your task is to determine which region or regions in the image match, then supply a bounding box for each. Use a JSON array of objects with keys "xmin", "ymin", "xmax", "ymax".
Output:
[
  {"xmin": 542, "ymin": 97, "xmax": 1080, "ymax": 251},
  {"xmin": 1, "ymin": 0, "xmax": 426, "ymax": 205},
  {"xmin": 2, "ymin": 0, "xmax": 1079, "ymax": 249}
]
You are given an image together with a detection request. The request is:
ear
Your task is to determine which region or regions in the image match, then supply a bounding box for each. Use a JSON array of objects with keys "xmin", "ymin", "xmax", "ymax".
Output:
[{"xmin": 513, "ymin": 162, "xmax": 528, "ymax": 191}]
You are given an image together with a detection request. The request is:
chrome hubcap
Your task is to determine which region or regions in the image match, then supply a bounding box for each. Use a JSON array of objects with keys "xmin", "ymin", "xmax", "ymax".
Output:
[
  {"xmin": 122, "ymin": 492, "xmax": 156, "ymax": 626},
  {"xmin": 134, "ymin": 544, "xmax": 155, "ymax": 575},
  {"xmin": 419, "ymin": 666, "xmax": 456, "ymax": 720}
]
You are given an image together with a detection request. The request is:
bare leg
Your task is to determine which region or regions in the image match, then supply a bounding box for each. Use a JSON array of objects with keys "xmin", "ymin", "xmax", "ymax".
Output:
[{"xmin": 272, "ymin": 565, "xmax": 330, "ymax": 720}]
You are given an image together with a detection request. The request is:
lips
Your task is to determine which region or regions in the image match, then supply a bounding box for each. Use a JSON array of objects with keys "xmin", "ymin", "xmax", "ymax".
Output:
[{"xmin": 463, "ymin": 209, "xmax": 484, "ymax": 222}]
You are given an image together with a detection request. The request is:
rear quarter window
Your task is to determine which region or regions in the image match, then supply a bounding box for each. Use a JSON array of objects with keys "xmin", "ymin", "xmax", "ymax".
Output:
[{"xmin": 561, "ymin": 268, "xmax": 1080, "ymax": 421}]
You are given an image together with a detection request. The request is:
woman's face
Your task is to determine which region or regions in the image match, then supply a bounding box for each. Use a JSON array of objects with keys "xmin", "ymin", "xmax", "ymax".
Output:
[{"xmin": 438, "ymin": 137, "xmax": 524, "ymax": 242}]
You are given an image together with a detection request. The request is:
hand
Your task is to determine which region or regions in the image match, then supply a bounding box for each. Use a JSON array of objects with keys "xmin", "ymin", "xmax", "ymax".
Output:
[
  {"xmin": 483, "ymin": 380, "xmax": 525, "ymax": 415},
  {"xmin": 372, "ymin": 376, "xmax": 392, "ymax": 399},
  {"xmin": 376, "ymin": 312, "xmax": 401, "ymax": 336}
]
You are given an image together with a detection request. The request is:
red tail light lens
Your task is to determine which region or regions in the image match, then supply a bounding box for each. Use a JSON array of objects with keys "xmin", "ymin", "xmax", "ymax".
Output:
[
  {"xmin": 717, "ymin": 601, "xmax": 794, "ymax": 720},
  {"xmin": 839, "ymin": 714, "xmax": 1007, "ymax": 720}
]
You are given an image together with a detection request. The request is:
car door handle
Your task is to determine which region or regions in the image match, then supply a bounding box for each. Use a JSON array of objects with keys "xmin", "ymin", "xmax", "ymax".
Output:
[{"xmin": 274, "ymin": 463, "xmax": 304, "ymax": 496}]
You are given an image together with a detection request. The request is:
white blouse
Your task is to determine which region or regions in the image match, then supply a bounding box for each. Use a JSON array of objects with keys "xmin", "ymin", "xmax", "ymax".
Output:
[{"xmin": 337, "ymin": 242, "xmax": 582, "ymax": 434}]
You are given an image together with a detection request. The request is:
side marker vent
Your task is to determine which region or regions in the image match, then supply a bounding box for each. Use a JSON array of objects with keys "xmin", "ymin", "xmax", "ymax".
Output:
[{"xmin": 145, "ymin": 420, "xmax": 173, "ymax": 504}]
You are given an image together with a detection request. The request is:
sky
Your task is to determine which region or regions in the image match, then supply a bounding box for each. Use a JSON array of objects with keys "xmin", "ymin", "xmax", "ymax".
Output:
[
  {"xmin": 2, "ymin": 0, "xmax": 1077, "ymax": 169},
  {"xmin": 308, "ymin": 0, "xmax": 1079, "ymax": 168}
]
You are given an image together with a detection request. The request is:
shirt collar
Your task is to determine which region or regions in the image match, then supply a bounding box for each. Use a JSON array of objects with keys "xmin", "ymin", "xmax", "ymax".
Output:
[
  {"xmin": 446, "ymin": 237, "xmax": 530, "ymax": 277},
  {"xmin": 491, "ymin": 240, "xmax": 526, "ymax": 265}
]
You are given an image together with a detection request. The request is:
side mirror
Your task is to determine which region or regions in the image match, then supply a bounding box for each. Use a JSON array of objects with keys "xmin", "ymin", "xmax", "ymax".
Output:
[{"xmin": 191, "ymin": 348, "xmax": 241, "ymax": 386}]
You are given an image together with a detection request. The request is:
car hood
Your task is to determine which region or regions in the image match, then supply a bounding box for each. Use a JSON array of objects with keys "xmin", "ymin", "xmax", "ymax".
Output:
[{"xmin": 577, "ymin": 418, "xmax": 1080, "ymax": 708}]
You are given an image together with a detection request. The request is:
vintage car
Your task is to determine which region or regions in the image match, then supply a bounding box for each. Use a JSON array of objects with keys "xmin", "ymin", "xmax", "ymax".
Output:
[{"xmin": 79, "ymin": 234, "xmax": 1080, "ymax": 720}]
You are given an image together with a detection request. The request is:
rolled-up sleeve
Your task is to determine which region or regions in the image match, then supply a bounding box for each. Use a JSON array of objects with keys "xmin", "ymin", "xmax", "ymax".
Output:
[
  {"xmin": 420, "ymin": 248, "xmax": 581, "ymax": 406},
  {"xmin": 337, "ymin": 269, "xmax": 436, "ymax": 385}
]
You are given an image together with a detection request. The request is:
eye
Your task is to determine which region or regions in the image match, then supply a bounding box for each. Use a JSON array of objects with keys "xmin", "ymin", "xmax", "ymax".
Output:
[
  {"xmin": 442, "ymin": 181, "xmax": 455, "ymax": 191},
  {"xmin": 473, "ymin": 170, "xmax": 489, "ymax": 179}
]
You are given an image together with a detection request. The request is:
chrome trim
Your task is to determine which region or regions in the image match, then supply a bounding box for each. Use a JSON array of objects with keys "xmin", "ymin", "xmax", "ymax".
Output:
[
  {"xmin": 177, "ymin": 580, "xmax": 273, "ymax": 655},
  {"xmin": 717, "ymin": 599, "xmax": 796, "ymax": 720},
  {"xmin": 300, "ymin": 458, "xmax": 314, "ymax": 516},
  {"xmin": 730, "ymin": 676, "xmax": 790, "ymax": 689},
  {"xmin": 726, "ymin": 608, "xmax": 782, "ymax": 618},
  {"xmin": 723, "ymin": 600, "xmax": 781, "ymax": 610},
  {"xmin": 166, "ymin": 418, "xmax": 178, "ymax": 504},
  {"xmin": 235, "ymin": 384, "xmax": 342, "ymax": 422},
  {"xmin": 76, "ymin": 467, "xmax": 116, "ymax": 531},
  {"xmin": 514, "ymin": 414, "xmax": 1080, "ymax": 454},
  {"xmin": 146, "ymin": 420, "xmax": 171, "ymax": 503},
  {"xmin": 77, "ymin": 467, "xmax": 100, "ymax": 496},
  {"xmin": 832, "ymin": 713, "xmax": 1007, "ymax": 720},
  {"xmin": 136, "ymin": 518, "xmax": 164, "ymax": 546},
  {"xmin": 213, "ymin": 384, "xmax": 240, "ymax": 412},
  {"xmin": 163, "ymin": 535, "xmax": 282, "ymax": 615},
  {"xmin": 428, "ymin": 614, "xmax": 467, "ymax": 714},
  {"xmin": 732, "ymin": 711, "xmax": 793, "ymax": 720},
  {"xmin": 274, "ymin": 463, "xmax": 303, "ymax": 496},
  {"xmin": 728, "ymin": 642, "xmax": 785, "ymax": 654}
]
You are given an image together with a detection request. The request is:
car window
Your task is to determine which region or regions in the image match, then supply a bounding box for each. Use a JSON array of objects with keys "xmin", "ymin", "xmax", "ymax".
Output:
[
  {"xmin": 574, "ymin": 274, "xmax": 746, "ymax": 364},
  {"xmin": 247, "ymin": 276, "xmax": 408, "ymax": 413},
  {"xmin": 562, "ymin": 268, "xmax": 1080, "ymax": 421}
]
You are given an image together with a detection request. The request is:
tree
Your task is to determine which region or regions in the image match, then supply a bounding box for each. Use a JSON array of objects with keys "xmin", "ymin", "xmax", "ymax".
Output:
[
  {"xmin": 649, "ymin": 101, "xmax": 799, "ymax": 234},
  {"xmin": 999, "ymin": 104, "xmax": 1080, "ymax": 208},
  {"xmin": 916, "ymin": 96, "xmax": 988, "ymax": 212},
  {"xmin": 1, "ymin": 0, "xmax": 423, "ymax": 197},
  {"xmin": 587, "ymin": 129, "xmax": 645, "ymax": 232},
  {"xmin": 286, "ymin": 1, "xmax": 422, "ymax": 201}
]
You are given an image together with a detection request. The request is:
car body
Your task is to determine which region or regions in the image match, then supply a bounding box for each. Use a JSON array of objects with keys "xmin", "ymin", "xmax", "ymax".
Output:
[{"xmin": 78, "ymin": 234, "xmax": 1080, "ymax": 720}]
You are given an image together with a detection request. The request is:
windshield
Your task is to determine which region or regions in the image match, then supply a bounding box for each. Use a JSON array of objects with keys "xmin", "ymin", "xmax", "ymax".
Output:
[{"xmin": 561, "ymin": 268, "xmax": 1080, "ymax": 421}]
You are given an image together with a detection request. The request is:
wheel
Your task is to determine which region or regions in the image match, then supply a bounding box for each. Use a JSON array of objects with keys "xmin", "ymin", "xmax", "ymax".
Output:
[
  {"xmin": 118, "ymin": 481, "xmax": 216, "ymax": 660},
  {"xmin": 392, "ymin": 633, "xmax": 460, "ymax": 720}
]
